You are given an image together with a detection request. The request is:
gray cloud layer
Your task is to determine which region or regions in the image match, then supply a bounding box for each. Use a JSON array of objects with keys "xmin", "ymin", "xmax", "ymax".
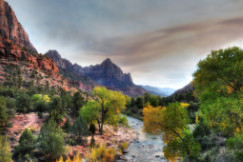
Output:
[{"xmin": 5, "ymin": 0, "xmax": 243, "ymax": 88}]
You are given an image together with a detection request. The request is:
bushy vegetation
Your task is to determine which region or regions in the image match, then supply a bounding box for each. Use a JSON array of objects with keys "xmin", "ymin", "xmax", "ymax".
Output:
[
  {"xmin": 38, "ymin": 119, "xmax": 66, "ymax": 160},
  {"xmin": 0, "ymin": 135, "xmax": 13, "ymax": 162},
  {"xmin": 14, "ymin": 129, "xmax": 36, "ymax": 161},
  {"xmin": 87, "ymin": 143, "xmax": 116, "ymax": 162},
  {"xmin": 143, "ymin": 47, "xmax": 243, "ymax": 161}
]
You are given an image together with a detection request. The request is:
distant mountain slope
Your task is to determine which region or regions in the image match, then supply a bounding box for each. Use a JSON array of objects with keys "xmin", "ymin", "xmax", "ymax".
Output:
[
  {"xmin": 141, "ymin": 85, "xmax": 175, "ymax": 96},
  {"xmin": 46, "ymin": 50, "xmax": 147, "ymax": 96},
  {"xmin": 172, "ymin": 83, "xmax": 194, "ymax": 96}
]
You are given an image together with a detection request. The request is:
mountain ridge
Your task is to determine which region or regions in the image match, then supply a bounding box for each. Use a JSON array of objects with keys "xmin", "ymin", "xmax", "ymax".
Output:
[{"xmin": 45, "ymin": 50, "xmax": 147, "ymax": 96}]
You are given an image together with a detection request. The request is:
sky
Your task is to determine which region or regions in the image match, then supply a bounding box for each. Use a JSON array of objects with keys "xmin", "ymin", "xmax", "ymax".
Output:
[{"xmin": 5, "ymin": 0, "xmax": 243, "ymax": 89}]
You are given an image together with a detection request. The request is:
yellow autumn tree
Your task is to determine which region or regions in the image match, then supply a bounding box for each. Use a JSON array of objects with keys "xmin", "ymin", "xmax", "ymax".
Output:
[{"xmin": 143, "ymin": 102, "xmax": 201, "ymax": 161}]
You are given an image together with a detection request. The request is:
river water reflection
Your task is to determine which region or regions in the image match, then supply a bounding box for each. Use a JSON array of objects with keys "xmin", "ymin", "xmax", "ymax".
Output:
[{"xmin": 125, "ymin": 116, "xmax": 166, "ymax": 162}]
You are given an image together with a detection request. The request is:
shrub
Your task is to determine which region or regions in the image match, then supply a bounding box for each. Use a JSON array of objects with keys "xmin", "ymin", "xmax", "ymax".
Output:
[
  {"xmin": 39, "ymin": 119, "xmax": 66, "ymax": 160},
  {"xmin": 88, "ymin": 144, "xmax": 116, "ymax": 162},
  {"xmin": 16, "ymin": 93, "xmax": 33, "ymax": 113},
  {"xmin": 119, "ymin": 142, "xmax": 129, "ymax": 154},
  {"xmin": 49, "ymin": 96, "xmax": 65, "ymax": 123},
  {"xmin": 0, "ymin": 96, "xmax": 8, "ymax": 134},
  {"xmin": 35, "ymin": 101, "xmax": 48, "ymax": 113},
  {"xmin": 0, "ymin": 135, "xmax": 13, "ymax": 162},
  {"xmin": 71, "ymin": 115, "xmax": 88, "ymax": 144},
  {"xmin": 14, "ymin": 129, "xmax": 36, "ymax": 160}
]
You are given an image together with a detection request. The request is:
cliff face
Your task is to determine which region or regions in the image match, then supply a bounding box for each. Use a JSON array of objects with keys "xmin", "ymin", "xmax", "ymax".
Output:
[
  {"xmin": 0, "ymin": 0, "xmax": 71, "ymax": 90},
  {"xmin": 0, "ymin": 0, "xmax": 36, "ymax": 52},
  {"xmin": 46, "ymin": 51, "xmax": 147, "ymax": 96},
  {"xmin": 45, "ymin": 50, "xmax": 73, "ymax": 70},
  {"xmin": 0, "ymin": 37, "xmax": 59, "ymax": 73}
]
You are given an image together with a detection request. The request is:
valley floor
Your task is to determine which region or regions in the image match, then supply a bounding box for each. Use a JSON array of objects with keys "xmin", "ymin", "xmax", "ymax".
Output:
[{"xmin": 8, "ymin": 113, "xmax": 137, "ymax": 159}]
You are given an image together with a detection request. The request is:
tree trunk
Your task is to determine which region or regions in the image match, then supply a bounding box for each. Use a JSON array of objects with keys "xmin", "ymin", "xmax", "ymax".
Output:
[
  {"xmin": 100, "ymin": 99, "xmax": 104, "ymax": 135},
  {"xmin": 97, "ymin": 120, "xmax": 102, "ymax": 135}
]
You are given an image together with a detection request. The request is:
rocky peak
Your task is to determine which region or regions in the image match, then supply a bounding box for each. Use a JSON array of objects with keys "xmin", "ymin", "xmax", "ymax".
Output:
[
  {"xmin": 0, "ymin": 0, "xmax": 36, "ymax": 52},
  {"xmin": 45, "ymin": 50, "xmax": 63, "ymax": 67},
  {"xmin": 45, "ymin": 50, "xmax": 72, "ymax": 70},
  {"xmin": 101, "ymin": 58, "xmax": 112, "ymax": 65},
  {"xmin": 82, "ymin": 58, "xmax": 134, "ymax": 87}
]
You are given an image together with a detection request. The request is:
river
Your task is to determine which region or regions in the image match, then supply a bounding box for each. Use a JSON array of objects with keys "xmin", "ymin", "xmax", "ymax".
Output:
[{"xmin": 124, "ymin": 116, "xmax": 166, "ymax": 162}]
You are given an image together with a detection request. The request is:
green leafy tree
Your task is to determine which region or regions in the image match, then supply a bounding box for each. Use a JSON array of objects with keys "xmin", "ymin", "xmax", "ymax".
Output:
[
  {"xmin": 14, "ymin": 129, "xmax": 35, "ymax": 160},
  {"xmin": 200, "ymin": 97, "xmax": 242, "ymax": 136},
  {"xmin": 0, "ymin": 135, "xmax": 13, "ymax": 162},
  {"xmin": 16, "ymin": 93, "xmax": 33, "ymax": 113},
  {"xmin": 81, "ymin": 87, "xmax": 126, "ymax": 135},
  {"xmin": 49, "ymin": 96, "xmax": 65, "ymax": 123},
  {"xmin": 39, "ymin": 119, "xmax": 65, "ymax": 160},
  {"xmin": 144, "ymin": 92, "xmax": 151, "ymax": 103},
  {"xmin": 71, "ymin": 115, "xmax": 88, "ymax": 143},
  {"xmin": 149, "ymin": 95, "xmax": 159, "ymax": 107},
  {"xmin": 193, "ymin": 47, "xmax": 243, "ymax": 135},
  {"xmin": 193, "ymin": 47, "xmax": 243, "ymax": 160},
  {"xmin": 6, "ymin": 98, "xmax": 16, "ymax": 119},
  {"xmin": 193, "ymin": 47, "xmax": 243, "ymax": 101},
  {"xmin": 72, "ymin": 92, "xmax": 85, "ymax": 117},
  {"xmin": 227, "ymin": 132, "xmax": 243, "ymax": 161},
  {"xmin": 136, "ymin": 96, "xmax": 144, "ymax": 109},
  {"xmin": 35, "ymin": 101, "xmax": 48, "ymax": 114}
]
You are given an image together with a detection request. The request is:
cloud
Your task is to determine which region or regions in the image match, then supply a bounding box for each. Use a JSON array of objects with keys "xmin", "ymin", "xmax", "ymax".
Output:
[{"xmin": 5, "ymin": 0, "xmax": 243, "ymax": 89}]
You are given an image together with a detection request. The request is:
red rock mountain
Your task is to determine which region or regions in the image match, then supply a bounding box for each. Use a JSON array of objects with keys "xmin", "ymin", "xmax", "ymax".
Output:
[
  {"xmin": 46, "ymin": 50, "xmax": 147, "ymax": 96},
  {"xmin": 0, "ymin": 0, "xmax": 146, "ymax": 96},
  {"xmin": 0, "ymin": 0, "xmax": 36, "ymax": 52},
  {"xmin": 0, "ymin": 0, "xmax": 71, "ymax": 90}
]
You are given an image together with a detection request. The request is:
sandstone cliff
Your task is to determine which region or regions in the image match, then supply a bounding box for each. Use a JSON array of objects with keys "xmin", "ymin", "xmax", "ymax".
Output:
[{"xmin": 0, "ymin": 0, "xmax": 36, "ymax": 52}]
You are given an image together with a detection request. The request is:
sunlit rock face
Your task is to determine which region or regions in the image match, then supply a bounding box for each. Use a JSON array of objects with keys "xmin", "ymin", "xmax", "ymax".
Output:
[{"xmin": 0, "ymin": 0, "xmax": 36, "ymax": 52}]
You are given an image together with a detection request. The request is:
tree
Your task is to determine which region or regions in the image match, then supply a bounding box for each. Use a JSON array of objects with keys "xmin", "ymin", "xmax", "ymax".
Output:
[
  {"xmin": 149, "ymin": 95, "xmax": 159, "ymax": 107},
  {"xmin": 72, "ymin": 92, "xmax": 85, "ymax": 117},
  {"xmin": 144, "ymin": 92, "xmax": 151, "ymax": 103},
  {"xmin": 193, "ymin": 47, "xmax": 243, "ymax": 135},
  {"xmin": 136, "ymin": 97, "xmax": 144, "ymax": 109},
  {"xmin": 143, "ymin": 103, "xmax": 201, "ymax": 160},
  {"xmin": 35, "ymin": 101, "xmax": 48, "ymax": 114},
  {"xmin": 49, "ymin": 96, "xmax": 65, "ymax": 123},
  {"xmin": 0, "ymin": 96, "xmax": 8, "ymax": 134},
  {"xmin": 71, "ymin": 115, "xmax": 88, "ymax": 143},
  {"xmin": 193, "ymin": 47, "xmax": 243, "ymax": 101},
  {"xmin": 81, "ymin": 87, "xmax": 126, "ymax": 135},
  {"xmin": 16, "ymin": 93, "xmax": 33, "ymax": 113},
  {"xmin": 0, "ymin": 135, "xmax": 13, "ymax": 162},
  {"xmin": 39, "ymin": 119, "xmax": 65, "ymax": 160},
  {"xmin": 14, "ymin": 129, "xmax": 35, "ymax": 160},
  {"xmin": 227, "ymin": 132, "xmax": 243, "ymax": 161},
  {"xmin": 200, "ymin": 97, "xmax": 242, "ymax": 136}
]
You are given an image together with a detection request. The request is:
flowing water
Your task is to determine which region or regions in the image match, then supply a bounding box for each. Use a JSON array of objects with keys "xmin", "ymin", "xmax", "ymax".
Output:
[{"xmin": 125, "ymin": 116, "xmax": 166, "ymax": 162}]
